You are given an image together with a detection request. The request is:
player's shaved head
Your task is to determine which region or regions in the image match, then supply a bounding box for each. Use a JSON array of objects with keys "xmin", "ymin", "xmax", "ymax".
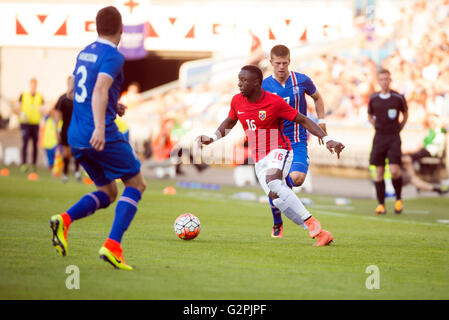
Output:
[
  {"xmin": 96, "ymin": 6, "xmax": 122, "ymax": 36},
  {"xmin": 241, "ymin": 65, "xmax": 263, "ymax": 85},
  {"xmin": 270, "ymin": 45, "xmax": 290, "ymax": 59}
]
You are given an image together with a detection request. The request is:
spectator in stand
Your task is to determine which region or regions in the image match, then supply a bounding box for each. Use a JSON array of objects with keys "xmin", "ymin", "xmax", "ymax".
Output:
[
  {"xmin": 132, "ymin": 0, "xmax": 449, "ymax": 148},
  {"xmin": 402, "ymin": 113, "xmax": 448, "ymax": 195},
  {"xmin": 151, "ymin": 118, "xmax": 175, "ymax": 163},
  {"xmin": 119, "ymin": 82, "xmax": 143, "ymax": 110}
]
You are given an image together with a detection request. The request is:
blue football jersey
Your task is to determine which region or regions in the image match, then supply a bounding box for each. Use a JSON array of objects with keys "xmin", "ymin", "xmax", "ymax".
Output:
[
  {"xmin": 262, "ymin": 71, "xmax": 316, "ymax": 144},
  {"xmin": 68, "ymin": 38, "xmax": 125, "ymax": 148}
]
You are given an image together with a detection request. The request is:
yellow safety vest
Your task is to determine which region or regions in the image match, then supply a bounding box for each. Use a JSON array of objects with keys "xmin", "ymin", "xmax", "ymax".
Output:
[
  {"xmin": 115, "ymin": 117, "xmax": 129, "ymax": 133},
  {"xmin": 42, "ymin": 116, "xmax": 59, "ymax": 149},
  {"xmin": 20, "ymin": 92, "xmax": 43, "ymax": 124}
]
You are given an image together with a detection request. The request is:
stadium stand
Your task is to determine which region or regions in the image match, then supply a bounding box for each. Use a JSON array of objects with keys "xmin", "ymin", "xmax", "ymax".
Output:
[{"xmin": 119, "ymin": 0, "xmax": 445, "ymax": 173}]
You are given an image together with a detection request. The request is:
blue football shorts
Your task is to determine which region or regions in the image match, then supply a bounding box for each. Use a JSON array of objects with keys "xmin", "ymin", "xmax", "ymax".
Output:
[
  {"xmin": 71, "ymin": 139, "xmax": 141, "ymax": 186},
  {"xmin": 289, "ymin": 142, "xmax": 309, "ymax": 174}
]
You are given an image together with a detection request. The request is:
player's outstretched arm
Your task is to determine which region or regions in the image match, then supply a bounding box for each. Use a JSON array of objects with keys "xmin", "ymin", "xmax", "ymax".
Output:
[
  {"xmin": 196, "ymin": 117, "xmax": 237, "ymax": 146},
  {"xmin": 90, "ymin": 74, "xmax": 113, "ymax": 151},
  {"xmin": 310, "ymin": 90, "xmax": 327, "ymax": 145},
  {"xmin": 293, "ymin": 112, "xmax": 345, "ymax": 158}
]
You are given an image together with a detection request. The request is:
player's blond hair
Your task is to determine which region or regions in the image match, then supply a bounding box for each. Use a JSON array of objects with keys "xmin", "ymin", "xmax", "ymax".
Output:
[{"xmin": 270, "ymin": 45, "xmax": 290, "ymax": 59}]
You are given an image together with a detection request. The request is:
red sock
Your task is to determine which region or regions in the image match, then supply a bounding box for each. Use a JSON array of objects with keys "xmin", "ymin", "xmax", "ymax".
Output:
[
  {"xmin": 60, "ymin": 212, "xmax": 72, "ymax": 228},
  {"xmin": 104, "ymin": 238, "xmax": 122, "ymax": 256}
]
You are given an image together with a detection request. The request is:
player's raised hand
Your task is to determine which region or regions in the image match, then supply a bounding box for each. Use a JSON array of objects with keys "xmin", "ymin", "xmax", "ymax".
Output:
[
  {"xmin": 90, "ymin": 128, "xmax": 105, "ymax": 151},
  {"xmin": 325, "ymin": 140, "xmax": 345, "ymax": 159},
  {"xmin": 318, "ymin": 123, "xmax": 327, "ymax": 145},
  {"xmin": 117, "ymin": 103, "xmax": 127, "ymax": 117},
  {"xmin": 195, "ymin": 135, "xmax": 215, "ymax": 146}
]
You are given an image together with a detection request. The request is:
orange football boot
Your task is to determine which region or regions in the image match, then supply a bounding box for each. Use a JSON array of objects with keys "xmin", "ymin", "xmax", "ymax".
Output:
[
  {"xmin": 50, "ymin": 213, "xmax": 71, "ymax": 256},
  {"xmin": 271, "ymin": 223, "xmax": 283, "ymax": 238},
  {"xmin": 374, "ymin": 204, "xmax": 386, "ymax": 215},
  {"xmin": 304, "ymin": 216, "xmax": 322, "ymax": 238},
  {"xmin": 394, "ymin": 200, "xmax": 403, "ymax": 214},
  {"xmin": 99, "ymin": 238, "xmax": 133, "ymax": 271},
  {"xmin": 313, "ymin": 229, "xmax": 334, "ymax": 247}
]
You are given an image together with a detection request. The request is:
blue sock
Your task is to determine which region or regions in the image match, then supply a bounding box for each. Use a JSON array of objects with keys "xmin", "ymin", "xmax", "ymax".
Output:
[
  {"xmin": 286, "ymin": 175, "xmax": 298, "ymax": 188},
  {"xmin": 108, "ymin": 187, "xmax": 142, "ymax": 243},
  {"xmin": 269, "ymin": 197, "xmax": 283, "ymax": 225},
  {"xmin": 67, "ymin": 191, "xmax": 110, "ymax": 222}
]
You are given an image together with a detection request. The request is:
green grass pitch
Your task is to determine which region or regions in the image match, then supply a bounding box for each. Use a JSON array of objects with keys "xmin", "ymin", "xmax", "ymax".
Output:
[{"xmin": 0, "ymin": 167, "xmax": 448, "ymax": 300}]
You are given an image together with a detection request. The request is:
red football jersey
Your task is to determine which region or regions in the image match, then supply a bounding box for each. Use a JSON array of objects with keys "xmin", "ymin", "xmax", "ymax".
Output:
[{"xmin": 229, "ymin": 90, "xmax": 299, "ymax": 162}]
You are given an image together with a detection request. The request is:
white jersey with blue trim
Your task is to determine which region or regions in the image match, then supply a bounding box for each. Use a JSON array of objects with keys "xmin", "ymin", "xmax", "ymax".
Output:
[
  {"xmin": 262, "ymin": 71, "xmax": 316, "ymax": 144},
  {"xmin": 68, "ymin": 37, "xmax": 125, "ymax": 148}
]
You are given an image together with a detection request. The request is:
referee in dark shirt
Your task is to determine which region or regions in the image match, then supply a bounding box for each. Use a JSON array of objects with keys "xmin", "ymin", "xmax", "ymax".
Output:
[{"xmin": 368, "ymin": 68, "xmax": 408, "ymax": 215}]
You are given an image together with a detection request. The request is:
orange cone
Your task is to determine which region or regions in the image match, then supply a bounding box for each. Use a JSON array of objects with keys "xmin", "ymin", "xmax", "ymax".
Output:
[
  {"xmin": 163, "ymin": 186, "xmax": 176, "ymax": 195},
  {"xmin": 28, "ymin": 172, "xmax": 39, "ymax": 181},
  {"xmin": 0, "ymin": 168, "xmax": 10, "ymax": 176}
]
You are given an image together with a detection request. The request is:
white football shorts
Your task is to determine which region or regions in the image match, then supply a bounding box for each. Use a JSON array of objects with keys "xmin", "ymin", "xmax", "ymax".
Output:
[{"xmin": 255, "ymin": 148, "xmax": 293, "ymax": 196}]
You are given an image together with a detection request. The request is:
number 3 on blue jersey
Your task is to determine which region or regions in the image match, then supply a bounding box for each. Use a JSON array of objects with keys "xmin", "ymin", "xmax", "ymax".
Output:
[{"xmin": 75, "ymin": 65, "xmax": 88, "ymax": 103}]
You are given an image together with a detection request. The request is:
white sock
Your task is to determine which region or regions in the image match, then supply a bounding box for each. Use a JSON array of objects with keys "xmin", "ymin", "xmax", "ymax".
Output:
[
  {"xmin": 284, "ymin": 207, "xmax": 308, "ymax": 230},
  {"xmin": 272, "ymin": 194, "xmax": 310, "ymax": 230},
  {"xmin": 269, "ymin": 180, "xmax": 312, "ymax": 221}
]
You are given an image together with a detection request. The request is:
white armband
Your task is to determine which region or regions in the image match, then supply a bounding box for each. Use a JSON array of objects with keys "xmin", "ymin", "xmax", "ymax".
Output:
[
  {"xmin": 318, "ymin": 119, "xmax": 326, "ymax": 125},
  {"xmin": 322, "ymin": 136, "xmax": 332, "ymax": 144}
]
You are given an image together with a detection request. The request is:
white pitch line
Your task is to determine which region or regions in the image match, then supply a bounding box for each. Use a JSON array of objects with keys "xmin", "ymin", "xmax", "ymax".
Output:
[
  {"xmin": 186, "ymin": 191, "xmax": 227, "ymax": 199},
  {"xmin": 314, "ymin": 210, "xmax": 448, "ymax": 227},
  {"xmin": 312, "ymin": 204, "xmax": 354, "ymax": 211},
  {"xmin": 313, "ymin": 210, "xmax": 351, "ymax": 218},
  {"xmin": 180, "ymin": 192, "xmax": 446, "ymax": 226}
]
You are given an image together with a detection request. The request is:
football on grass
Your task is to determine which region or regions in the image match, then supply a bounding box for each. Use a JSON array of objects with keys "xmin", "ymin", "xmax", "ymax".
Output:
[{"xmin": 174, "ymin": 213, "xmax": 201, "ymax": 240}]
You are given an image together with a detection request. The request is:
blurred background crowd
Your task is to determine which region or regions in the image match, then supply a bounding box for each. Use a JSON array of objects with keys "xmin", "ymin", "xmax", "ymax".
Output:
[
  {"xmin": 143, "ymin": 0, "xmax": 449, "ymax": 135},
  {"xmin": 1, "ymin": 0, "xmax": 448, "ymax": 182},
  {"xmin": 129, "ymin": 0, "xmax": 449, "ymax": 169}
]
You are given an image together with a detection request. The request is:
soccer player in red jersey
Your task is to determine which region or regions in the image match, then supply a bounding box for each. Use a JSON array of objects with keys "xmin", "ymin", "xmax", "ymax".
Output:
[{"xmin": 197, "ymin": 65, "xmax": 344, "ymax": 246}]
